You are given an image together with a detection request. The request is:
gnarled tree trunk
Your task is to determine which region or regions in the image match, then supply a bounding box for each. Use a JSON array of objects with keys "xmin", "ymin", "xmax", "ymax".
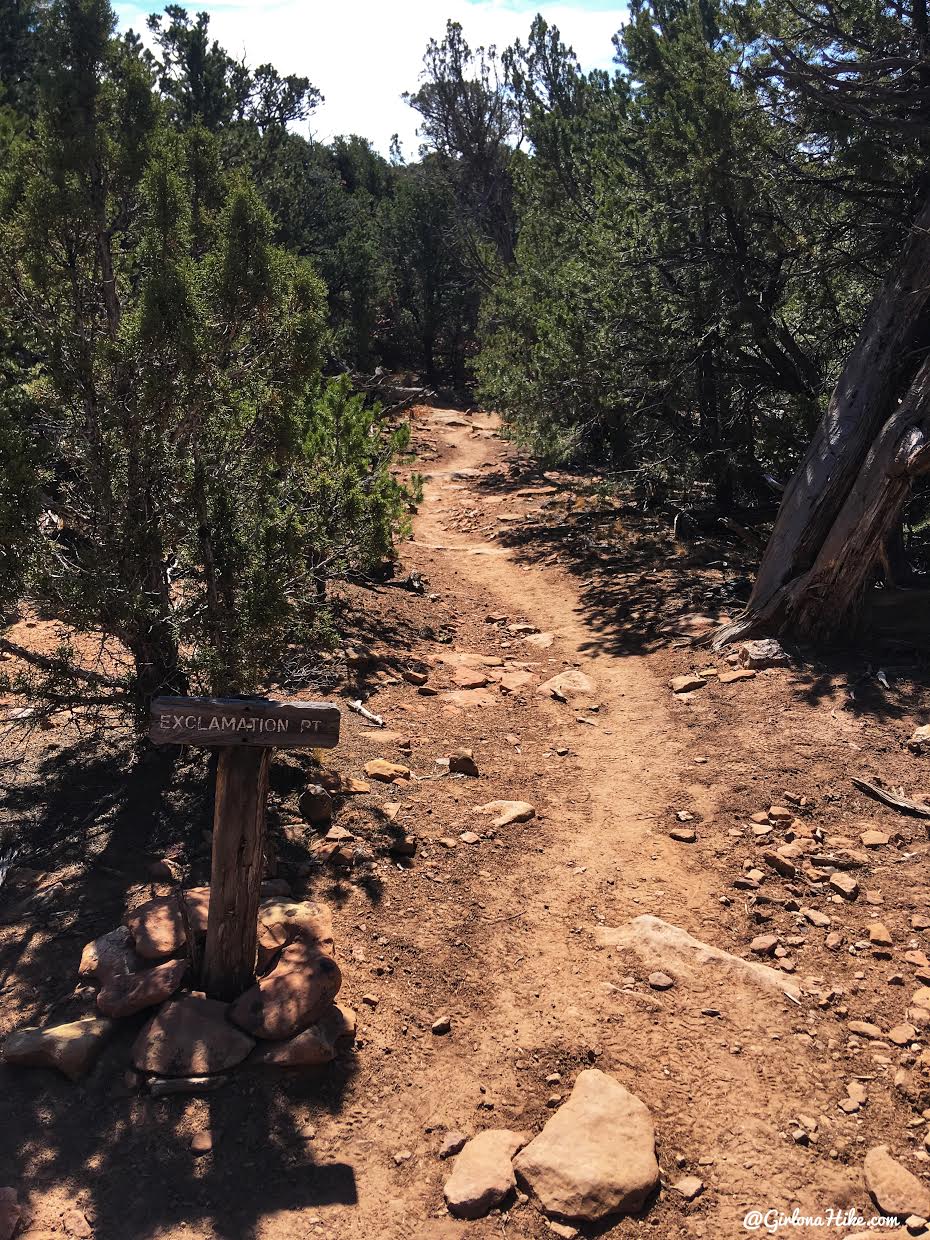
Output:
[{"xmin": 716, "ymin": 193, "xmax": 930, "ymax": 646}]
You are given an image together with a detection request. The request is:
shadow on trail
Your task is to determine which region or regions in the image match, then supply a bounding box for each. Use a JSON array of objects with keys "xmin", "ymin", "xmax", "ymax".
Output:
[
  {"xmin": 469, "ymin": 468, "xmax": 930, "ymax": 719},
  {"xmin": 470, "ymin": 466, "xmax": 749, "ymax": 657},
  {"xmin": 0, "ymin": 729, "xmax": 363, "ymax": 1240}
]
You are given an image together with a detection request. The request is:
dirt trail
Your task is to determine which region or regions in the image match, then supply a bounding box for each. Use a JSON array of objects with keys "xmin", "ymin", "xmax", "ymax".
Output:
[
  {"xmin": 311, "ymin": 407, "xmax": 856, "ymax": 1240},
  {"xmin": 3, "ymin": 403, "xmax": 887, "ymax": 1240}
]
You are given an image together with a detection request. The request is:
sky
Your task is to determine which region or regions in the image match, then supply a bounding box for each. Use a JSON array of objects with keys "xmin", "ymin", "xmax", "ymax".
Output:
[{"xmin": 112, "ymin": 0, "xmax": 628, "ymax": 156}]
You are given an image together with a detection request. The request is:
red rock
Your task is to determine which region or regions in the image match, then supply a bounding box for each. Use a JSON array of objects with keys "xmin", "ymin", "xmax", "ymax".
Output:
[
  {"xmin": 132, "ymin": 995, "xmax": 254, "ymax": 1076},
  {"xmin": 78, "ymin": 926, "xmax": 142, "ymax": 984},
  {"xmin": 449, "ymin": 749, "xmax": 479, "ymax": 776},
  {"xmin": 3, "ymin": 1017, "xmax": 114, "ymax": 1080},
  {"xmin": 256, "ymin": 899, "xmax": 335, "ymax": 972},
  {"xmin": 251, "ymin": 1003, "xmax": 357, "ymax": 1066},
  {"xmin": 453, "ymin": 667, "xmax": 491, "ymax": 690},
  {"xmin": 228, "ymin": 944, "xmax": 342, "ymax": 1040},
  {"xmin": 97, "ymin": 958, "xmax": 186, "ymax": 1018},
  {"xmin": 364, "ymin": 759, "xmax": 411, "ymax": 783},
  {"xmin": 125, "ymin": 896, "xmax": 186, "ymax": 959},
  {"xmin": 182, "ymin": 887, "xmax": 211, "ymax": 936}
]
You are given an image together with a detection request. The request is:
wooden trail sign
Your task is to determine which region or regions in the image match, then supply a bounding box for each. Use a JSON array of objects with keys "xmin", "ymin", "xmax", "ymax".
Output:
[
  {"xmin": 150, "ymin": 695, "xmax": 341, "ymax": 1000},
  {"xmin": 150, "ymin": 695, "xmax": 340, "ymax": 749}
]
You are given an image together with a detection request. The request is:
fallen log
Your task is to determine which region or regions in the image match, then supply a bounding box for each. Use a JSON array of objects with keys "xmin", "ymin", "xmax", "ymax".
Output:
[{"xmin": 852, "ymin": 777, "xmax": 930, "ymax": 818}]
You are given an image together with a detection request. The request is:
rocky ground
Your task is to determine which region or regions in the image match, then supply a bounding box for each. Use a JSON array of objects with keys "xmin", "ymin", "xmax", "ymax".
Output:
[{"xmin": 3, "ymin": 405, "xmax": 930, "ymax": 1239}]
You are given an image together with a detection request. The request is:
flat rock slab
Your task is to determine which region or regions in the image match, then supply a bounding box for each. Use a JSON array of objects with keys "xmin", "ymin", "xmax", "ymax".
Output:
[
  {"xmin": 78, "ymin": 926, "xmax": 142, "ymax": 984},
  {"xmin": 257, "ymin": 898, "xmax": 335, "ymax": 972},
  {"xmin": 513, "ymin": 1070, "xmax": 659, "ymax": 1222},
  {"xmin": 444, "ymin": 1129, "xmax": 530, "ymax": 1219},
  {"xmin": 537, "ymin": 671, "xmax": 596, "ymax": 702},
  {"xmin": 125, "ymin": 896, "xmax": 186, "ymax": 959},
  {"xmin": 251, "ymin": 1003, "xmax": 356, "ymax": 1067},
  {"xmin": 97, "ymin": 958, "xmax": 186, "ymax": 1018},
  {"xmin": 863, "ymin": 1145, "xmax": 930, "ymax": 1219},
  {"xmin": 4, "ymin": 1016, "xmax": 114, "ymax": 1080},
  {"xmin": 499, "ymin": 671, "xmax": 535, "ymax": 694},
  {"xmin": 133, "ymin": 995, "xmax": 254, "ymax": 1076},
  {"xmin": 474, "ymin": 800, "xmax": 536, "ymax": 828},
  {"xmin": 182, "ymin": 887, "xmax": 211, "ymax": 937},
  {"xmin": 595, "ymin": 914, "xmax": 801, "ymax": 1000},
  {"xmin": 229, "ymin": 944, "xmax": 342, "ymax": 1040}
]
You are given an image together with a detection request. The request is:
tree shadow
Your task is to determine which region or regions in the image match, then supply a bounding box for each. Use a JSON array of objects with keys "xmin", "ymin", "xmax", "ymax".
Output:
[{"xmin": 0, "ymin": 729, "xmax": 364, "ymax": 1240}]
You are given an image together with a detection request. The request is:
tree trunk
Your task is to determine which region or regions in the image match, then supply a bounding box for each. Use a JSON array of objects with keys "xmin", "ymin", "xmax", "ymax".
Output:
[
  {"xmin": 779, "ymin": 356, "xmax": 930, "ymax": 639},
  {"xmin": 715, "ymin": 193, "xmax": 930, "ymax": 644}
]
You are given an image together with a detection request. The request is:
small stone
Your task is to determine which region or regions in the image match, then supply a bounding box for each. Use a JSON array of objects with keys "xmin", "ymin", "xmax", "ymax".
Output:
[
  {"xmin": 761, "ymin": 850, "xmax": 796, "ymax": 879},
  {"xmin": 648, "ymin": 972, "xmax": 674, "ymax": 990},
  {"xmin": 474, "ymin": 800, "xmax": 535, "ymax": 828},
  {"xmin": 324, "ymin": 825, "xmax": 353, "ymax": 842},
  {"xmin": 454, "ymin": 667, "xmax": 491, "ymax": 690},
  {"xmin": 826, "ymin": 932, "xmax": 844, "ymax": 951},
  {"xmin": 439, "ymin": 1131, "xmax": 467, "ymax": 1159},
  {"xmin": 443, "ymin": 1128, "xmax": 530, "ymax": 1219},
  {"xmin": 459, "ymin": 832, "xmax": 481, "ymax": 845},
  {"xmin": 909, "ymin": 726, "xmax": 930, "ymax": 754},
  {"xmin": 190, "ymin": 1129, "xmax": 213, "ymax": 1155},
  {"xmin": 718, "ymin": 668, "xmax": 756, "ymax": 684},
  {"xmin": 362, "ymin": 994, "xmax": 379, "ymax": 1008},
  {"xmin": 848, "ymin": 1020, "xmax": 883, "ymax": 1040},
  {"xmin": 394, "ymin": 1149, "xmax": 412, "ymax": 1165},
  {"xmin": 388, "ymin": 833, "xmax": 418, "ymax": 857},
  {"xmin": 672, "ymin": 1175, "xmax": 704, "ymax": 1201},
  {"xmin": 914, "ymin": 914, "xmax": 930, "ymax": 931},
  {"xmin": 861, "ymin": 830, "xmax": 890, "ymax": 848},
  {"xmin": 802, "ymin": 908, "xmax": 831, "ymax": 928},
  {"xmin": 3, "ymin": 1016, "xmax": 114, "ymax": 1080},
  {"xmin": 669, "ymin": 828, "xmax": 696, "ymax": 843},
  {"xmin": 864, "ymin": 1144, "xmax": 930, "ymax": 1218},
  {"xmin": 403, "ymin": 669, "xmax": 428, "ymax": 686},
  {"xmin": 298, "ymin": 785, "xmax": 333, "ymax": 825},
  {"xmin": 869, "ymin": 921, "xmax": 893, "ymax": 947},
  {"xmin": 669, "ymin": 675, "xmax": 706, "ymax": 694},
  {"xmin": 364, "ymin": 759, "xmax": 412, "ymax": 783},
  {"xmin": 890, "ymin": 1024, "xmax": 918, "ymax": 1047},
  {"xmin": 830, "ymin": 873, "xmax": 859, "ymax": 900},
  {"xmin": 768, "ymin": 806, "xmax": 794, "ymax": 822},
  {"xmin": 546, "ymin": 1223, "xmax": 579, "ymax": 1240},
  {"xmin": 432, "ymin": 1016, "xmax": 452, "ymax": 1035},
  {"xmin": 739, "ymin": 639, "xmax": 789, "ymax": 669},
  {"xmin": 750, "ymin": 935, "xmax": 779, "ymax": 956},
  {"xmin": 449, "ymin": 749, "xmax": 479, "ymax": 777}
]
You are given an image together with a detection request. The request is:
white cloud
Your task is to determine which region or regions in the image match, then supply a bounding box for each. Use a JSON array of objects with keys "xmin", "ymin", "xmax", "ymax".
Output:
[{"xmin": 114, "ymin": 0, "xmax": 627, "ymax": 155}]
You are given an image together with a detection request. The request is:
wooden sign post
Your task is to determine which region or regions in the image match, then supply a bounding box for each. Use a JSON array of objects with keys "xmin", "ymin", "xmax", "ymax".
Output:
[{"xmin": 150, "ymin": 696, "xmax": 341, "ymax": 1000}]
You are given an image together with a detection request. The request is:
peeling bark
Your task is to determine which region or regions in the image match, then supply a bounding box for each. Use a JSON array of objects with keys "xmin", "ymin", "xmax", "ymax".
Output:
[{"xmin": 715, "ymin": 193, "xmax": 930, "ymax": 646}]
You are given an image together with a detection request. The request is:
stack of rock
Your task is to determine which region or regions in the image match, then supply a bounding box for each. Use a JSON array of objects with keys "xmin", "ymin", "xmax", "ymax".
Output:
[{"xmin": 2, "ymin": 886, "xmax": 355, "ymax": 1086}]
